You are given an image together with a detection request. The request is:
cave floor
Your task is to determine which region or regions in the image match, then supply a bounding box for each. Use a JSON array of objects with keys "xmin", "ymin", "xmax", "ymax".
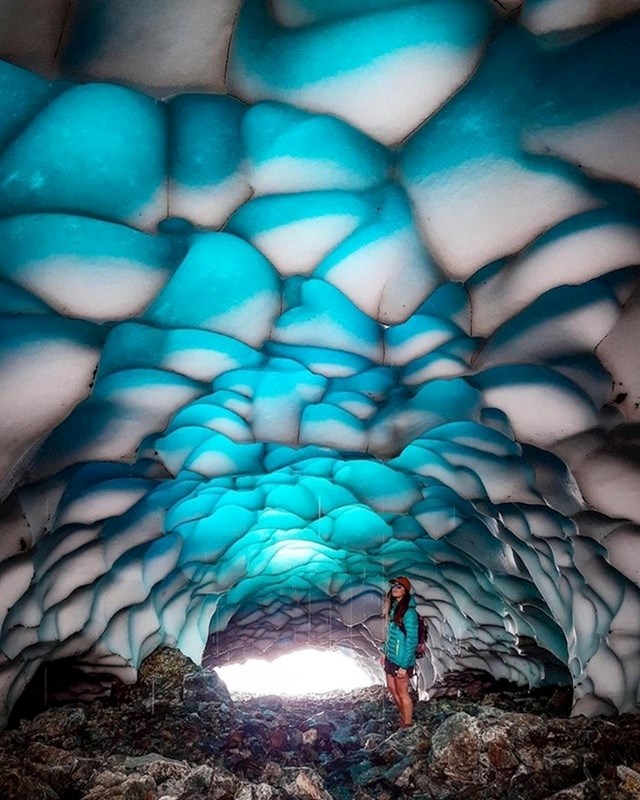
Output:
[{"xmin": 1, "ymin": 676, "xmax": 640, "ymax": 799}]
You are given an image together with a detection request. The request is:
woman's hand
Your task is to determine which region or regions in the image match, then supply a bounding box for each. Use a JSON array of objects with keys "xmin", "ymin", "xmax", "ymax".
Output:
[{"xmin": 397, "ymin": 668, "xmax": 407, "ymax": 678}]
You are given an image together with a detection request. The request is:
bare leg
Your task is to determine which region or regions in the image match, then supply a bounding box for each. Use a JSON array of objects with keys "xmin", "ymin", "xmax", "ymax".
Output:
[
  {"xmin": 396, "ymin": 674, "xmax": 413, "ymax": 726},
  {"xmin": 386, "ymin": 673, "xmax": 401, "ymax": 712}
]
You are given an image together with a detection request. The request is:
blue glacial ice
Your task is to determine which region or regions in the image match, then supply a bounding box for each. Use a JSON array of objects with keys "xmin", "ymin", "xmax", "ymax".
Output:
[{"xmin": 0, "ymin": 0, "xmax": 639, "ymax": 726}]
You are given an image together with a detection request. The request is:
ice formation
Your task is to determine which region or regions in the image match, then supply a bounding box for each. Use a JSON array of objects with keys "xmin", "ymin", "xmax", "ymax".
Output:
[{"xmin": 0, "ymin": 0, "xmax": 640, "ymax": 727}]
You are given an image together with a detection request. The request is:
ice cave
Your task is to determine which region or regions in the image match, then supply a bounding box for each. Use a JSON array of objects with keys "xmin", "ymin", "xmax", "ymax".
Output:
[{"xmin": 1, "ymin": 0, "xmax": 640, "ymax": 733}]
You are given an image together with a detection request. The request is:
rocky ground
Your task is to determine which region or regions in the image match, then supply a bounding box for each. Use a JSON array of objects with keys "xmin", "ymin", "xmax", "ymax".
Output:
[{"xmin": 1, "ymin": 649, "xmax": 640, "ymax": 800}]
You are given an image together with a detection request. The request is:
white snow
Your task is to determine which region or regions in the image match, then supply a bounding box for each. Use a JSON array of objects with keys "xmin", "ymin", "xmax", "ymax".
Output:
[
  {"xmin": 18, "ymin": 255, "xmax": 171, "ymax": 321},
  {"xmin": 253, "ymin": 214, "xmax": 361, "ymax": 276},
  {"xmin": 521, "ymin": 0, "xmax": 640, "ymax": 34},
  {"xmin": 321, "ymin": 228, "xmax": 438, "ymax": 324},
  {"xmin": 407, "ymin": 156, "xmax": 599, "ymax": 280},
  {"xmin": 285, "ymin": 47, "xmax": 482, "ymax": 146},
  {"xmin": 0, "ymin": 339, "xmax": 99, "ymax": 489},
  {"xmin": 525, "ymin": 106, "xmax": 640, "ymax": 192},
  {"xmin": 169, "ymin": 173, "xmax": 251, "ymax": 229},
  {"xmin": 482, "ymin": 381, "xmax": 598, "ymax": 448},
  {"xmin": 471, "ymin": 220, "xmax": 640, "ymax": 337}
]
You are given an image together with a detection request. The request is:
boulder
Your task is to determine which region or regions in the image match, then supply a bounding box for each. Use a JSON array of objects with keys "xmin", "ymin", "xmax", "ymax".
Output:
[{"xmin": 183, "ymin": 670, "xmax": 233, "ymax": 711}]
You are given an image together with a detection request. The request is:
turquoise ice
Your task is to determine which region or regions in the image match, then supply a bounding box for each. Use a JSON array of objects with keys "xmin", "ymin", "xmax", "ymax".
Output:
[{"xmin": 0, "ymin": 0, "xmax": 639, "ymax": 727}]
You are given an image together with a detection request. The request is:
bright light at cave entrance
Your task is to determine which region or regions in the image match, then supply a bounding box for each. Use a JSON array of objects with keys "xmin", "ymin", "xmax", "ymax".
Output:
[{"xmin": 215, "ymin": 648, "xmax": 375, "ymax": 696}]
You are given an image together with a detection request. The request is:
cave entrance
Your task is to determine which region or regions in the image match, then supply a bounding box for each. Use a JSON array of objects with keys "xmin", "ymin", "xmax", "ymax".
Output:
[{"xmin": 214, "ymin": 647, "xmax": 375, "ymax": 696}]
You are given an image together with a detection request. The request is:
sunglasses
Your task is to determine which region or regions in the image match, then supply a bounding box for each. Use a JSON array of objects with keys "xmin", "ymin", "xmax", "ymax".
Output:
[{"xmin": 390, "ymin": 583, "xmax": 404, "ymax": 589}]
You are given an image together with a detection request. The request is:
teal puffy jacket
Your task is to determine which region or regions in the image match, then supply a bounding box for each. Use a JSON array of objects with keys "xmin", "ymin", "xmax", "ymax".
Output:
[{"xmin": 383, "ymin": 597, "xmax": 419, "ymax": 669}]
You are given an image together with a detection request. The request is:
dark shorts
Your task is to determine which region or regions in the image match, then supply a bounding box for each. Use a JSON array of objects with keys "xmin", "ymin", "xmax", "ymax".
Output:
[{"xmin": 384, "ymin": 657, "xmax": 414, "ymax": 678}]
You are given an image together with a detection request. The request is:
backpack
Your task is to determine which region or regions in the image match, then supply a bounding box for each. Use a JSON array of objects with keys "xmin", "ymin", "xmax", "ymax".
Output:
[{"xmin": 415, "ymin": 614, "xmax": 429, "ymax": 659}]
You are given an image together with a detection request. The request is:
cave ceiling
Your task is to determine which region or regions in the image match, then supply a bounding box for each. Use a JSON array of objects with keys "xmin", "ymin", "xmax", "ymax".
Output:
[{"xmin": 0, "ymin": 0, "xmax": 640, "ymax": 726}]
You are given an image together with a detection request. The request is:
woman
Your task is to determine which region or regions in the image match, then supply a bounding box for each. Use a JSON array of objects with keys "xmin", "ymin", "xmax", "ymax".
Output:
[{"xmin": 382, "ymin": 576, "xmax": 419, "ymax": 728}]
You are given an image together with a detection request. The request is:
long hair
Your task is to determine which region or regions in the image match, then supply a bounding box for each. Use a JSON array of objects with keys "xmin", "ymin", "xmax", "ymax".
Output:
[{"xmin": 383, "ymin": 588, "xmax": 410, "ymax": 633}]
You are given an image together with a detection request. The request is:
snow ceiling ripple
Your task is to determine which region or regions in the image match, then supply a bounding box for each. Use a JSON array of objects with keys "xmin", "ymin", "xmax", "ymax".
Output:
[{"xmin": 0, "ymin": 0, "xmax": 640, "ymax": 726}]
